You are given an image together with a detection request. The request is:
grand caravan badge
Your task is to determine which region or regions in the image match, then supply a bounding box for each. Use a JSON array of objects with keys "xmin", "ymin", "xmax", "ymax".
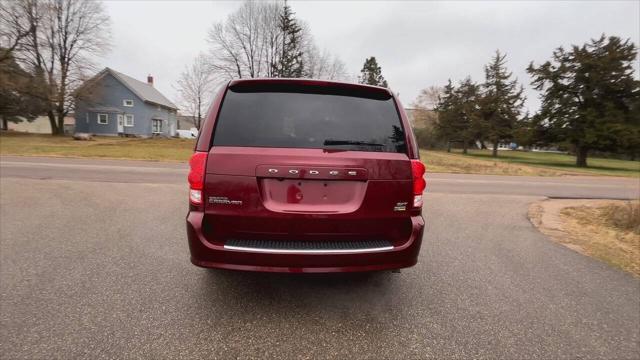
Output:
[
  {"xmin": 393, "ymin": 202, "xmax": 408, "ymax": 211},
  {"xmin": 209, "ymin": 196, "xmax": 243, "ymax": 205}
]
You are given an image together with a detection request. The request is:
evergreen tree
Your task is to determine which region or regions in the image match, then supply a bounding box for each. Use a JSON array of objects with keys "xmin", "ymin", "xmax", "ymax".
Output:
[
  {"xmin": 358, "ymin": 56, "xmax": 388, "ymax": 87},
  {"xmin": 434, "ymin": 80, "xmax": 458, "ymax": 152},
  {"xmin": 0, "ymin": 49, "xmax": 48, "ymax": 130},
  {"xmin": 512, "ymin": 112, "xmax": 540, "ymax": 148},
  {"xmin": 272, "ymin": 2, "xmax": 304, "ymax": 78},
  {"xmin": 622, "ymin": 96, "xmax": 640, "ymax": 160},
  {"xmin": 434, "ymin": 78, "xmax": 481, "ymax": 153},
  {"xmin": 455, "ymin": 77, "xmax": 482, "ymax": 154},
  {"xmin": 528, "ymin": 35, "xmax": 640, "ymax": 166},
  {"xmin": 481, "ymin": 50, "xmax": 525, "ymax": 157}
]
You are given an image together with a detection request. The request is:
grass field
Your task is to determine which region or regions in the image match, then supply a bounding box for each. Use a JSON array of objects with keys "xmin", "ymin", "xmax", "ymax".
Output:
[
  {"xmin": 0, "ymin": 132, "xmax": 194, "ymax": 162},
  {"xmin": 1, "ymin": 132, "xmax": 638, "ymax": 177},
  {"xmin": 421, "ymin": 149, "xmax": 639, "ymax": 177},
  {"xmin": 530, "ymin": 199, "xmax": 640, "ymax": 277},
  {"xmin": 561, "ymin": 200, "xmax": 640, "ymax": 276}
]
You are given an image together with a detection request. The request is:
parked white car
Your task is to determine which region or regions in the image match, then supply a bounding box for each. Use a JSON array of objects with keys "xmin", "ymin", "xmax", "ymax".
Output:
[{"xmin": 176, "ymin": 127, "xmax": 198, "ymax": 139}]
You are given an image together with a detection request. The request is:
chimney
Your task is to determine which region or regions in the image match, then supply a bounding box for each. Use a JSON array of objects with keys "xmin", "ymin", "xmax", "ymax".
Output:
[{"xmin": 147, "ymin": 74, "xmax": 154, "ymax": 86}]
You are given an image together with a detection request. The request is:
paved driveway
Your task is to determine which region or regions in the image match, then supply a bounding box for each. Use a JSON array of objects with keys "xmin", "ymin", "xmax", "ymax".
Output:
[{"xmin": 1, "ymin": 157, "xmax": 638, "ymax": 359}]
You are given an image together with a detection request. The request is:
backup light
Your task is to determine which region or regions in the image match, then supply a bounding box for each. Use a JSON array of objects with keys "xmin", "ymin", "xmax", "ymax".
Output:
[
  {"xmin": 189, "ymin": 189, "xmax": 202, "ymax": 205},
  {"xmin": 411, "ymin": 160, "xmax": 426, "ymax": 208}
]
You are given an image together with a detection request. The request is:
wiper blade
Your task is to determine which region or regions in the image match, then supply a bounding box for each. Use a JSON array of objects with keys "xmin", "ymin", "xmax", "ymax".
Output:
[{"xmin": 323, "ymin": 139, "xmax": 385, "ymax": 147}]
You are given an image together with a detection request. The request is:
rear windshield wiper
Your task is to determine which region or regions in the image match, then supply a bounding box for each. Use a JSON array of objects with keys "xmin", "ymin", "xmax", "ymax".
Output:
[{"xmin": 323, "ymin": 139, "xmax": 385, "ymax": 147}]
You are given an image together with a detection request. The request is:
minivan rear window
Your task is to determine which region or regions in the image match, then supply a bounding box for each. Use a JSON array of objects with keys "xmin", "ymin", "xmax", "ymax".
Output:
[{"xmin": 212, "ymin": 88, "xmax": 407, "ymax": 153}]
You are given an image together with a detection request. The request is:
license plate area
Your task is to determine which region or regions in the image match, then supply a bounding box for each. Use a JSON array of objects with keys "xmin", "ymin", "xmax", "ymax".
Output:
[{"xmin": 259, "ymin": 179, "xmax": 367, "ymax": 214}]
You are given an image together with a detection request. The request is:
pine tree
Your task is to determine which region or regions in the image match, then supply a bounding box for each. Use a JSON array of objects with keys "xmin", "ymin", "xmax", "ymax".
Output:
[
  {"xmin": 0, "ymin": 49, "xmax": 48, "ymax": 130},
  {"xmin": 481, "ymin": 50, "xmax": 525, "ymax": 157},
  {"xmin": 528, "ymin": 35, "xmax": 639, "ymax": 167},
  {"xmin": 434, "ymin": 80, "xmax": 458, "ymax": 152},
  {"xmin": 456, "ymin": 77, "xmax": 482, "ymax": 154},
  {"xmin": 358, "ymin": 57, "xmax": 388, "ymax": 87},
  {"xmin": 434, "ymin": 78, "xmax": 481, "ymax": 153},
  {"xmin": 272, "ymin": 2, "xmax": 304, "ymax": 78},
  {"xmin": 622, "ymin": 95, "xmax": 640, "ymax": 160}
]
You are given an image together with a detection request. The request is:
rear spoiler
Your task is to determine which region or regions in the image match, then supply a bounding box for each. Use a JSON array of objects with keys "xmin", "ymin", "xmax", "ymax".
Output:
[{"xmin": 228, "ymin": 78, "xmax": 393, "ymax": 100}]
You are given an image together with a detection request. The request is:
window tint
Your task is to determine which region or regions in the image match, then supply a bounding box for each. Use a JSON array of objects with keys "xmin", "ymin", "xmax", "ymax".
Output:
[{"xmin": 212, "ymin": 89, "xmax": 406, "ymax": 153}]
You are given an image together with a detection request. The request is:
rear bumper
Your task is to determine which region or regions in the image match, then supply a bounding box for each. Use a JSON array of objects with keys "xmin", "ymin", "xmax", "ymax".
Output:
[{"xmin": 186, "ymin": 212, "xmax": 425, "ymax": 273}]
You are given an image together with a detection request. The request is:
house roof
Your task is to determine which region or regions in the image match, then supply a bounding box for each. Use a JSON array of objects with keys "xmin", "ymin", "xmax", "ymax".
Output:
[{"xmin": 82, "ymin": 67, "xmax": 178, "ymax": 110}]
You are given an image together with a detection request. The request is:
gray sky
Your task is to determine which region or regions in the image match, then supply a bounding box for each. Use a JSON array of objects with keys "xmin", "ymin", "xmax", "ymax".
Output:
[{"xmin": 102, "ymin": 0, "xmax": 640, "ymax": 113}]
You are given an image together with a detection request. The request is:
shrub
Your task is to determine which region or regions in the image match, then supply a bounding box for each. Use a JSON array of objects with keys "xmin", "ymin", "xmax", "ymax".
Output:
[{"xmin": 603, "ymin": 201, "xmax": 640, "ymax": 234}]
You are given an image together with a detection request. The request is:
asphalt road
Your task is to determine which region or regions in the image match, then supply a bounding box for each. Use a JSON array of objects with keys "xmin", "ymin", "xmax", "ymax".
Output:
[
  {"xmin": 1, "ymin": 156, "xmax": 639, "ymax": 359},
  {"xmin": 1, "ymin": 155, "xmax": 638, "ymax": 198}
]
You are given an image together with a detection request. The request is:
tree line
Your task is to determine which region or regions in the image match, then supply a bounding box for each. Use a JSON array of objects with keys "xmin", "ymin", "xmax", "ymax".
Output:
[
  {"xmin": 205, "ymin": 1, "xmax": 347, "ymax": 82},
  {"xmin": 1, "ymin": 0, "xmax": 389, "ymax": 134},
  {"xmin": 414, "ymin": 35, "xmax": 639, "ymax": 167},
  {"xmin": 175, "ymin": 0, "xmax": 390, "ymax": 129},
  {"xmin": 176, "ymin": 0, "xmax": 348, "ymax": 129},
  {"xmin": 4, "ymin": 0, "xmax": 635, "ymax": 169}
]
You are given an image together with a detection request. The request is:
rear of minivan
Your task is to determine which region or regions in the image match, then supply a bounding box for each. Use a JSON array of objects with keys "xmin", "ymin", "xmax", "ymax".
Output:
[{"xmin": 186, "ymin": 79, "xmax": 425, "ymax": 273}]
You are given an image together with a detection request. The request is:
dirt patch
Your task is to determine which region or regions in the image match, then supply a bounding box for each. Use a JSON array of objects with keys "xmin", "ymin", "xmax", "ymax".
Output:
[{"xmin": 529, "ymin": 199, "xmax": 640, "ymax": 277}]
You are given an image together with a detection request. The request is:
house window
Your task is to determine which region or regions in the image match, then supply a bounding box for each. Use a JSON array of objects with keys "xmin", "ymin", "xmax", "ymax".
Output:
[
  {"xmin": 124, "ymin": 114, "xmax": 134, "ymax": 127},
  {"xmin": 97, "ymin": 113, "xmax": 108, "ymax": 124},
  {"xmin": 152, "ymin": 119, "xmax": 163, "ymax": 133},
  {"xmin": 123, "ymin": 99, "xmax": 134, "ymax": 107}
]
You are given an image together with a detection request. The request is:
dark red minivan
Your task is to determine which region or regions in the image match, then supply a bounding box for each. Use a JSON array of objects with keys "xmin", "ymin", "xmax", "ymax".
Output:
[{"xmin": 186, "ymin": 79, "xmax": 425, "ymax": 273}]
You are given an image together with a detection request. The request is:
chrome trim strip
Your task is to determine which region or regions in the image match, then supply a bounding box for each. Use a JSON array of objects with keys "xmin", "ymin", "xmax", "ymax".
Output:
[{"xmin": 223, "ymin": 245, "xmax": 394, "ymax": 254}]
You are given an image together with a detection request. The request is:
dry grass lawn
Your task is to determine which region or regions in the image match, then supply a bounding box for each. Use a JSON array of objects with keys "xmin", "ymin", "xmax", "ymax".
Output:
[
  {"xmin": 530, "ymin": 199, "xmax": 640, "ymax": 277},
  {"xmin": 421, "ymin": 149, "xmax": 639, "ymax": 177},
  {"xmin": 2, "ymin": 133, "xmax": 639, "ymax": 178},
  {"xmin": 422, "ymin": 150, "xmax": 576, "ymax": 177},
  {"xmin": 0, "ymin": 132, "xmax": 195, "ymax": 162}
]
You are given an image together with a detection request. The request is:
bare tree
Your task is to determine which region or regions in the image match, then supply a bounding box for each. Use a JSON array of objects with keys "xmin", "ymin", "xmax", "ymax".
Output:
[
  {"xmin": 207, "ymin": 1, "xmax": 282, "ymax": 80},
  {"xmin": 206, "ymin": 0, "xmax": 348, "ymax": 81},
  {"xmin": 48, "ymin": 0, "xmax": 111, "ymax": 134},
  {"xmin": 175, "ymin": 53, "xmax": 217, "ymax": 130},
  {"xmin": 304, "ymin": 43, "xmax": 348, "ymax": 81},
  {"xmin": 0, "ymin": 0, "xmax": 36, "ymax": 63},
  {"xmin": 413, "ymin": 85, "xmax": 443, "ymax": 110},
  {"xmin": 260, "ymin": 1, "xmax": 282, "ymax": 77},
  {"xmin": 0, "ymin": 0, "xmax": 110, "ymax": 135},
  {"xmin": 207, "ymin": 22, "xmax": 244, "ymax": 79},
  {"xmin": 411, "ymin": 85, "xmax": 443, "ymax": 129}
]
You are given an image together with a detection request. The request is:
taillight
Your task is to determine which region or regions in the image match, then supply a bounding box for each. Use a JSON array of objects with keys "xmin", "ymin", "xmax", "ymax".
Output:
[
  {"xmin": 188, "ymin": 151, "xmax": 207, "ymax": 205},
  {"xmin": 411, "ymin": 159, "xmax": 426, "ymax": 208}
]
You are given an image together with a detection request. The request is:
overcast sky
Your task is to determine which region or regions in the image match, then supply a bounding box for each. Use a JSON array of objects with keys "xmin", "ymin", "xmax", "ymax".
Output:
[{"xmin": 102, "ymin": 0, "xmax": 639, "ymax": 113}]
